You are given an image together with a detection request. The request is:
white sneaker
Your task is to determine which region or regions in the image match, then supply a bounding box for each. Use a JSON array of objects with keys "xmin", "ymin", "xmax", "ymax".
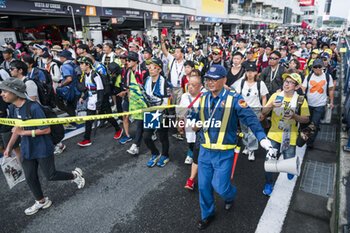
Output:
[
  {"xmin": 242, "ymin": 147, "xmax": 249, "ymax": 155},
  {"xmin": 112, "ymin": 105, "xmax": 117, "ymax": 111},
  {"xmin": 248, "ymin": 151, "xmax": 255, "ymax": 161},
  {"xmin": 184, "ymin": 156, "xmax": 193, "ymax": 164},
  {"xmin": 24, "ymin": 197, "xmax": 52, "ymax": 215},
  {"xmin": 152, "ymin": 132, "xmax": 157, "ymax": 141},
  {"xmin": 117, "ymin": 119, "xmax": 123, "ymax": 125},
  {"xmin": 54, "ymin": 144, "xmax": 66, "ymax": 156},
  {"xmin": 72, "ymin": 168, "xmax": 85, "ymax": 189},
  {"xmin": 65, "ymin": 124, "xmax": 77, "ymax": 130},
  {"xmin": 127, "ymin": 144, "xmax": 139, "ymax": 155}
]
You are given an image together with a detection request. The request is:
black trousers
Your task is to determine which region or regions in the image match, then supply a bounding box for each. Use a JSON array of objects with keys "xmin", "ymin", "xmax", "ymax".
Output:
[
  {"xmin": 100, "ymin": 95, "xmax": 121, "ymax": 131},
  {"xmin": 134, "ymin": 120, "xmax": 144, "ymax": 147},
  {"xmin": 22, "ymin": 155, "xmax": 74, "ymax": 201},
  {"xmin": 84, "ymin": 110, "xmax": 96, "ymax": 140},
  {"xmin": 144, "ymin": 126, "xmax": 169, "ymax": 157}
]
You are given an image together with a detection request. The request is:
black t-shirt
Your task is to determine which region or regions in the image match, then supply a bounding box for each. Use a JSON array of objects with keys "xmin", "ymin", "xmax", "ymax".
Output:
[{"xmin": 226, "ymin": 67, "xmax": 245, "ymax": 87}]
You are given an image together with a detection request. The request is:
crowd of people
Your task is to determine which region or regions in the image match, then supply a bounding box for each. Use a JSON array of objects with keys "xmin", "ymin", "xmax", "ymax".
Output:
[{"xmin": 0, "ymin": 29, "xmax": 342, "ymax": 229}]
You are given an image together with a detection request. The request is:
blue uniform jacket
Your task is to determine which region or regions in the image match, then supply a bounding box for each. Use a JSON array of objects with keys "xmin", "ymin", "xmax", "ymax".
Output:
[{"xmin": 198, "ymin": 88, "xmax": 266, "ymax": 149}]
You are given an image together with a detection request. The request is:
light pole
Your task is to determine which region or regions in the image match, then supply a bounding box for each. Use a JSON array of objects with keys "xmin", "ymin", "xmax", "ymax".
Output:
[{"xmin": 67, "ymin": 5, "xmax": 77, "ymax": 34}]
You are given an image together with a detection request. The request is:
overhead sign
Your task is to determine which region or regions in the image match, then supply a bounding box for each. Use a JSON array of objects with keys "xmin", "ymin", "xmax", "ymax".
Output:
[
  {"xmin": 299, "ymin": 0, "xmax": 315, "ymax": 6},
  {"xmin": 202, "ymin": 0, "xmax": 225, "ymax": 15},
  {"xmin": 85, "ymin": 6, "xmax": 96, "ymax": 16},
  {"xmin": 152, "ymin": 12, "xmax": 159, "ymax": 20}
]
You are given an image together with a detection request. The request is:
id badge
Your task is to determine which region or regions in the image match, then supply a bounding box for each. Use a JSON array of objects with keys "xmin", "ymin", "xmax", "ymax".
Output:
[
  {"xmin": 278, "ymin": 120, "xmax": 284, "ymax": 130},
  {"xmin": 177, "ymin": 79, "xmax": 181, "ymax": 86}
]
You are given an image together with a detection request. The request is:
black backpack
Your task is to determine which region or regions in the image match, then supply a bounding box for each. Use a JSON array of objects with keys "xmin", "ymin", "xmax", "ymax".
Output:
[
  {"xmin": 94, "ymin": 64, "xmax": 112, "ymax": 96},
  {"xmin": 25, "ymin": 101, "xmax": 64, "ymax": 145},
  {"xmin": 10, "ymin": 101, "xmax": 64, "ymax": 145},
  {"xmin": 25, "ymin": 68, "xmax": 56, "ymax": 108}
]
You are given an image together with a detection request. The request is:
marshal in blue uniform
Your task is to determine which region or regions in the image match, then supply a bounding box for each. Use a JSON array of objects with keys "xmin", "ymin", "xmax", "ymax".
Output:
[{"xmin": 196, "ymin": 65, "xmax": 275, "ymax": 230}]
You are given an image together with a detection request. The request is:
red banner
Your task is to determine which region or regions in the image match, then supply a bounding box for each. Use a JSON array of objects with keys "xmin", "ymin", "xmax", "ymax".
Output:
[{"xmin": 299, "ymin": 0, "xmax": 315, "ymax": 6}]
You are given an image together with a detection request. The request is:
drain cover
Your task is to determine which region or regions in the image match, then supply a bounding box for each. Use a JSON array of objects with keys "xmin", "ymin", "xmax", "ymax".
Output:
[
  {"xmin": 316, "ymin": 124, "xmax": 337, "ymax": 142},
  {"xmin": 299, "ymin": 160, "xmax": 335, "ymax": 197}
]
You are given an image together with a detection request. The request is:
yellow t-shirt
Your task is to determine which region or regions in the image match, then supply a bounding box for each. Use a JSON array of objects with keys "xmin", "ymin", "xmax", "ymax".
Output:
[{"xmin": 266, "ymin": 93, "xmax": 310, "ymax": 145}]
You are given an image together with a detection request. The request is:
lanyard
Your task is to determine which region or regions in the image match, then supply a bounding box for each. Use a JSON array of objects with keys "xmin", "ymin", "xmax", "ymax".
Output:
[
  {"xmin": 207, "ymin": 89, "xmax": 226, "ymax": 123},
  {"xmin": 270, "ymin": 65, "xmax": 279, "ymax": 82},
  {"xmin": 175, "ymin": 61, "xmax": 184, "ymax": 82}
]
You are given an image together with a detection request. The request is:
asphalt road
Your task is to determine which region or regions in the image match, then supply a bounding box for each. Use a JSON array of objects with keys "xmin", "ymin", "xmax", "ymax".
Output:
[{"xmin": 0, "ymin": 123, "xmax": 270, "ymax": 233}]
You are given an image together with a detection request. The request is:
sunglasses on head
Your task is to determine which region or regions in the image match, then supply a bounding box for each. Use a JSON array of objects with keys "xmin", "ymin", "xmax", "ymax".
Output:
[
  {"xmin": 313, "ymin": 65, "xmax": 322, "ymax": 69},
  {"xmin": 269, "ymin": 57, "xmax": 279, "ymax": 60}
]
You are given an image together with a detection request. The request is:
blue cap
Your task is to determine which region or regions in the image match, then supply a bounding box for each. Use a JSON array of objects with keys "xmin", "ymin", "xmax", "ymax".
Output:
[
  {"xmin": 204, "ymin": 65, "xmax": 227, "ymax": 80},
  {"xmin": 57, "ymin": 50, "xmax": 74, "ymax": 60}
]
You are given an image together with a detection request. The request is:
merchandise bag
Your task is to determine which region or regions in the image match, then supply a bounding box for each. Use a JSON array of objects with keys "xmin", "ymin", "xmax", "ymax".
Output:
[
  {"xmin": 1, "ymin": 156, "xmax": 25, "ymax": 189},
  {"xmin": 320, "ymin": 104, "xmax": 332, "ymax": 124}
]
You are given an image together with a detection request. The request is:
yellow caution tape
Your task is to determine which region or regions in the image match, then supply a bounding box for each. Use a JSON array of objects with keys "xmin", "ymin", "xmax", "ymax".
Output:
[
  {"xmin": 340, "ymin": 48, "xmax": 347, "ymax": 53},
  {"xmin": 0, "ymin": 105, "xmax": 177, "ymax": 127}
]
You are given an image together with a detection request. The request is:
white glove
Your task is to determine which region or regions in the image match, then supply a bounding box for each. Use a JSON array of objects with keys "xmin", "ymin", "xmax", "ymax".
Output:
[
  {"xmin": 260, "ymin": 138, "xmax": 273, "ymax": 151},
  {"xmin": 266, "ymin": 148, "xmax": 278, "ymax": 160}
]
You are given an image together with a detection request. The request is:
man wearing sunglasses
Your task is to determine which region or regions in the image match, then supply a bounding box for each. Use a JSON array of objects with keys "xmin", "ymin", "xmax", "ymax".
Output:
[
  {"xmin": 302, "ymin": 58, "xmax": 334, "ymax": 149},
  {"xmin": 260, "ymin": 50, "xmax": 285, "ymax": 98},
  {"xmin": 196, "ymin": 65, "xmax": 275, "ymax": 230}
]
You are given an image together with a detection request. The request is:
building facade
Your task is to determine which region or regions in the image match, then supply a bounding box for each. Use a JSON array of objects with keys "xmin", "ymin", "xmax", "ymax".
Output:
[{"xmin": 0, "ymin": 0, "xmax": 303, "ymax": 45}]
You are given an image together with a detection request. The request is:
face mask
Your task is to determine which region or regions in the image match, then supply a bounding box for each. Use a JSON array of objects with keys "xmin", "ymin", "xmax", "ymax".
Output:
[{"xmin": 42, "ymin": 58, "xmax": 48, "ymax": 64}]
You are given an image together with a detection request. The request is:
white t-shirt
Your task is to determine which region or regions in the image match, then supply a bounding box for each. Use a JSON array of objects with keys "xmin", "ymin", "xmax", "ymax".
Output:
[
  {"xmin": 85, "ymin": 72, "xmax": 104, "ymax": 111},
  {"xmin": 167, "ymin": 53, "xmax": 185, "ymax": 88},
  {"xmin": 177, "ymin": 92, "xmax": 202, "ymax": 143},
  {"xmin": 302, "ymin": 72, "xmax": 334, "ymax": 107},
  {"xmin": 232, "ymin": 79, "xmax": 269, "ymax": 108}
]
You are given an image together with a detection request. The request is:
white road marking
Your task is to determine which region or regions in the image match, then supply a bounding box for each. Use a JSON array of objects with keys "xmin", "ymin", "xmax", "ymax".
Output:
[{"xmin": 255, "ymin": 145, "xmax": 307, "ymax": 233}]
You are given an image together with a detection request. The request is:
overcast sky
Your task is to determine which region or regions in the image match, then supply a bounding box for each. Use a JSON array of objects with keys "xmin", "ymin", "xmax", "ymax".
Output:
[{"xmin": 317, "ymin": 0, "xmax": 349, "ymax": 18}]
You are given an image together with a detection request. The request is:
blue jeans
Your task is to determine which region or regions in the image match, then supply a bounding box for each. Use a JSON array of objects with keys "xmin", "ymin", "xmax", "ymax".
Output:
[
  {"xmin": 265, "ymin": 139, "xmax": 296, "ymax": 185},
  {"xmin": 308, "ymin": 106, "xmax": 325, "ymax": 144}
]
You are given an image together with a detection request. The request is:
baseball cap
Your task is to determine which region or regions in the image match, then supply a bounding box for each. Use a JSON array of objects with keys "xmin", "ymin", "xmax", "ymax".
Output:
[
  {"xmin": 212, "ymin": 49, "xmax": 222, "ymax": 55},
  {"xmin": 282, "ymin": 73, "xmax": 302, "ymax": 85},
  {"xmin": 312, "ymin": 59, "xmax": 323, "ymax": 67},
  {"xmin": 204, "ymin": 65, "xmax": 226, "ymax": 80},
  {"xmin": 330, "ymin": 41, "xmax": 337, "ymax": 45},
  {"xmin": 127, "ymin": 51, "xmax": 138, "ymax": 61},
  {"xmin": 143, "ymin": 47, "xmax": 153, "ymax": 55},
  {"xmin": 78, "ymin": 56, "xmax": 93, "ymax": 66},
  {"xmin": 245, "ymin": 63, "xmax": 257, "ymax": 72},
  {"xmin": 321, "ymin": 53, "xmax": 330, "ymax": 59},
  {"xmin": 292, "ymin": 50, "xmax": 302, "ymax": 58},
  {"xmin": 0, "ymin": 77, "xmax": 27, "ymax": 99},
  {"xmin": 147, "ymin": 57, "xmax": 163, "ymax": 69},
  {"xmin": 311, "ymin": 49, "xmax": 320, "ymax": 54},
  {"xmin": 62, "ymin": 41, "xmax": 70, "ymax": 46}
]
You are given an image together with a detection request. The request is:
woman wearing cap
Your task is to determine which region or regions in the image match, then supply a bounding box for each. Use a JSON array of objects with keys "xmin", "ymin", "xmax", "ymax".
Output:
[
  {"xmin": 305, "ymin": 49, "xmax": 320, "ymax": 76},
  {"xmin": 232, "ymin": 63, "xmax": 269, "ymax": 161}
]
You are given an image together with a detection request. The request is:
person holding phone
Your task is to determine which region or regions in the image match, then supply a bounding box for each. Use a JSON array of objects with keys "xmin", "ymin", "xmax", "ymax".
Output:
[{"xmin": 260, "ymin": 73, "xmax": 310, "ymax": 196}]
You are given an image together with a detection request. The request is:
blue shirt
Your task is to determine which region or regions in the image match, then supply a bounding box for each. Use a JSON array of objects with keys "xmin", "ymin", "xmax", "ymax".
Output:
[
  {"xmin": 61, "ymin": 62, "xmax": 74, "ymax": 83},
  {"xmin": 28, "ymin": 67, "xmax": 46, "ymax": 82},
  {"xmin": 9, "ymin": 100, "xmax": 53, "ymax": 160},
  {"xmin": 199, "ymin": 88, "xmax": 266, "ymax": 148}
]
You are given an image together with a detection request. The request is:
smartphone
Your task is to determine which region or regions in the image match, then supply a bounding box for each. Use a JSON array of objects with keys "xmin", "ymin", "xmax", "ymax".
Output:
[{"xmin": 275, "ymin": 96, "xmax": 284, "ymax": 103}]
